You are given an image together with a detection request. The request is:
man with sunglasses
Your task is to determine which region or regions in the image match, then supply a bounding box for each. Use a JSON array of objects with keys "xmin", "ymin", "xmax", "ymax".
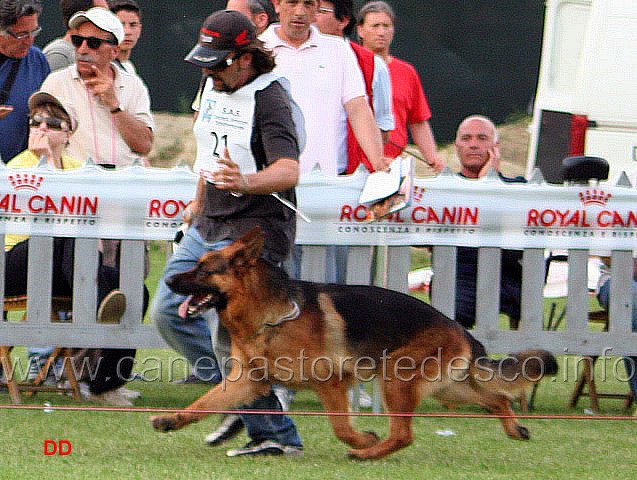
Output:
[
  {"xmin": 0, "ymin": 0, "xmax": 49, "ymax": 163},
  {"xmin": 40, "ymin": 6, "xmax": 154, "ymax": 168},
  {"xmin": 43, "ymin": 1, "xmax": 110, "ymax": 72}
]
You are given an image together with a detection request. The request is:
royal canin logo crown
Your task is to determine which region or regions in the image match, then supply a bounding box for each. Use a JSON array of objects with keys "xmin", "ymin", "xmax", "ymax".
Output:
[
  {"xmin": 8, "ymin": 173, "xmax": 44, "ymax": 191},
  {"xmin": 579, "ymin": 189, "xmax": 611, "ymax": 206},
  {"xmin": 412, "ymin": 186, "xmax": 425, "ymax": 203}
]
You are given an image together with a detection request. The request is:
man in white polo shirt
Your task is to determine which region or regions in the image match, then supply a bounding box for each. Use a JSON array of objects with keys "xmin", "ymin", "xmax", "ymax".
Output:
[
  {"xmin": 41, "ymin": 6, "xmax": 153, "ymax": 167},
  {"xmin": 261, "ymin": 0, "xmax": 388, "ymax": 176}
]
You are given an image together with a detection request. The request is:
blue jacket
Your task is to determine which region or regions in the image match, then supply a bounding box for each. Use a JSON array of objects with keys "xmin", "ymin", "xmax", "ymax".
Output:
[{"xmin": 0, "ymin": 47, "xmax": 50, "ymax": 163}]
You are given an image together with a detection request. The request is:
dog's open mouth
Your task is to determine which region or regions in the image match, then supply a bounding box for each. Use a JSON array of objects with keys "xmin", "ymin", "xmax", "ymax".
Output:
[{"xmin": 178, "ymin": 293, "xmax": 218, "ymax": 318}]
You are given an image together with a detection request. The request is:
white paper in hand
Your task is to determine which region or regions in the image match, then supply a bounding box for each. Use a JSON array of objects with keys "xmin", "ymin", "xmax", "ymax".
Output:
[{"xmin": 358, "ymin": 157, "xmax": 403, "ymax": 205}]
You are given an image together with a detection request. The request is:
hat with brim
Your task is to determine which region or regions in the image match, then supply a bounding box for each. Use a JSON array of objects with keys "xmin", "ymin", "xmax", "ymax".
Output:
[
  {"xmin": 184, "ymin": 44, "xmax": 233, "ymax": 69},
  {"xmin": 28, "ymin": 91, "xmax": 79, "ymax": 133},
  {"xmin": 184, "ymin": 10, "xmax": 257, "ymax": 69},
  {"xmin": 68, "ymin": 7, "xmax": 125, "ymax": 45}
]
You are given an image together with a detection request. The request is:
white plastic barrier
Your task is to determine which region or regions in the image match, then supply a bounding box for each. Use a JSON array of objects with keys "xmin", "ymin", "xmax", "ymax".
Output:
[{"xmin": 0, "ymin": 163, "xmax": 635, "ymax": 355}]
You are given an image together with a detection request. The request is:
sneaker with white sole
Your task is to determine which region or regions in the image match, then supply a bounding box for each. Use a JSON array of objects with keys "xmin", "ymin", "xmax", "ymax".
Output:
[
  {"xmin": 226, "ymin": 439, "xmax": 304, "ymax": 458},
  {"xmin": 205, "ymin": 413, "xmax": 244, "ymax": 446},
  {"xmin": 97, "ymin": 290, "xmax": 126, "ymax": 323},
  {"xmin": 89, "ymin": 389, "xmax": 133, "ymax": 407}
]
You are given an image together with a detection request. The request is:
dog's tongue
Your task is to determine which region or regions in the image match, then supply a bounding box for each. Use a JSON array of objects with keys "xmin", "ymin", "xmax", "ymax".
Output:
[{"xmin": 178, "ymin": 296, "xmax": 193, "ymax": 319}]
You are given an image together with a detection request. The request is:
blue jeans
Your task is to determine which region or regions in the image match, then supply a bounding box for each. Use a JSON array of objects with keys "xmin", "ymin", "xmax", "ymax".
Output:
[
  {"xmin": 597, "ymin": 278, "xmax": 637, "ymax": 398},
  {"xmin": 152, "ymin": 226, "xmax": 302, "ymax": 447}
]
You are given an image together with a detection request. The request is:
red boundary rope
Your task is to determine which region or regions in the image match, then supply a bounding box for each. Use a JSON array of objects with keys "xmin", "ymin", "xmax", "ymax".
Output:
[{"xmin": 1, "ymin": 404, "xmax": 635, "ymax": 420}]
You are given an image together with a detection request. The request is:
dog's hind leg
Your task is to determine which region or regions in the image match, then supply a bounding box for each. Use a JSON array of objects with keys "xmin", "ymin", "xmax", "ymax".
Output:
[
  {"xmin": 437, "ymin": 377, "xmax": 530, "ymax": 440},
  {"xmin": 315, "ymin": 381, "xmax": 380, "ymax": 450}
]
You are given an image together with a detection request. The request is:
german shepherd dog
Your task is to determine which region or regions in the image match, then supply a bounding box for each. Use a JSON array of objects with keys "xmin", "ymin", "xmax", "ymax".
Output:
[{"xmin": 151, "ymin": 228, "xmax": 537, "ymax": 459}]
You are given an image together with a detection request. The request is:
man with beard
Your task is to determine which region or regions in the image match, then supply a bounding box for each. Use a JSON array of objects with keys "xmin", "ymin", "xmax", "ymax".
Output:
[{"xmin": 153, "ymin": 10, "xmax": 305, "ymax": 457}]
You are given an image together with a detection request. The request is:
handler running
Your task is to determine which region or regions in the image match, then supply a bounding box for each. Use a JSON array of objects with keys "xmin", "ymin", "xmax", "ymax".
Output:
[{"xmin": 152, "ymin": 10, "xmax": 305, "ymax": 457}]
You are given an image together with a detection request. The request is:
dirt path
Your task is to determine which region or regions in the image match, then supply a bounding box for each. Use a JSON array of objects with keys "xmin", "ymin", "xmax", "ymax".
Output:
[{"xmin": 149, "ymin": 112, "xmax": 531, "ymax": 178}]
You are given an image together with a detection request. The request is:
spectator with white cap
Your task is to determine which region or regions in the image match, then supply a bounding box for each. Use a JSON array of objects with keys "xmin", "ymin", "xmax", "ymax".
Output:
[
  {"xmin": 40, "ymin": 6, "xmax": 154, "ymax": 168},
  {"xmin": 38, "ymin": 6, "xmax": 154, "ymax": 405},
  {"xmin": 43, "ymin": 0, "xmax": 110, "ymax": 72}
]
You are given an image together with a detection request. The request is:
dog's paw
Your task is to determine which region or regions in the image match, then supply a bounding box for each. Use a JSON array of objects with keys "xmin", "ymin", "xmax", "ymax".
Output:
[
  {"xmin": 362, "ymin": 430, "xmax": 380, "ymax": 447},
  {"xmin": 151, "ymin": 415, "xmax": 178, "ymax": 432},
  {"xmin": 346, "ymin": 448, "xmax": 368, "ymax": 461},
  {"xmin": 516, "ymin": 425, "xmax": 530, "ymax": 440}
]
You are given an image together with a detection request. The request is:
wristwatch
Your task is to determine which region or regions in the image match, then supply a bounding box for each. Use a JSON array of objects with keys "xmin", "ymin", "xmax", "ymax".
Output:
[{"xmin": 110, "ymin": 104, "xmax": 123, "ymax": 114}]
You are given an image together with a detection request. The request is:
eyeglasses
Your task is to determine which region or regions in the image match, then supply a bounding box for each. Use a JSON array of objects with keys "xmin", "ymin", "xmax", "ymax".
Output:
[
  {"xmin": 317, "ymin": 7, "xmax": 334, "ymax": 14},
  {"xmin": 4, "ymin": 25, "xmax": 41, "ymax": 40},
  {"xmin": 71, "ymin": 34, "xmax": 117, "ymax": 50},
  {"xmin": 29, "ymin": 114, "xmax": 69, "ymax": 131},
  {"xmin": 207, "ymin": 56, "xmax": 235, "ymax": 73}
]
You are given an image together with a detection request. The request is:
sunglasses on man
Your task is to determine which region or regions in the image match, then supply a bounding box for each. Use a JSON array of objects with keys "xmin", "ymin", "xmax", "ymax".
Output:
[
  {"xmin": 71, "ymin": 34, "xmax": 117, "ymax": 50},
  {"xmin": 29, "ymin": 114, "xmax": 69, "ymax": 131}
]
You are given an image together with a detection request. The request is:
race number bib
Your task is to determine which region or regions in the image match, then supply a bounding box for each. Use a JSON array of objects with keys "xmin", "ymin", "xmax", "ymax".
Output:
[{"xmin": 192, "ymin": 78, "xmax": 258, "ymax": 183}]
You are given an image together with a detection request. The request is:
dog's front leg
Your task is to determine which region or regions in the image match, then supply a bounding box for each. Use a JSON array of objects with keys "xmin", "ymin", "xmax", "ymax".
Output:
[{"xmin": 151, "ymin": 373, "xmax": 265, "ymax": 433}]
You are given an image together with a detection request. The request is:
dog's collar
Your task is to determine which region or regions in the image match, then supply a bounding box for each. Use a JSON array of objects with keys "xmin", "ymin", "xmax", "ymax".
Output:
[{"xmin": 256, "ymin": 300, "xmax": 300, "ymax": 335}]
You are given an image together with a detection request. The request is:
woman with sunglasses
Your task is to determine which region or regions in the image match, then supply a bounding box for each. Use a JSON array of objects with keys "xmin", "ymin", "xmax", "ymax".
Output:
[
  {"xmin": 7, "ymin": 91, "xmax": 80, "ymax": 170},
  {"xmin": 4, "ymin": 91, "xmax": 136, "ymax": 407}
]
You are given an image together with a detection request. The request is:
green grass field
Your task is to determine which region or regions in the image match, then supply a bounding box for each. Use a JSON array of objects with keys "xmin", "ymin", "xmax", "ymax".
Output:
[
  {"xmin": 2, "ymin": 242, "xmax": 636, "ymax": 478},
  {"xmin": 2, "ymin": 347, "xmax": 636, "ymax": 479}
]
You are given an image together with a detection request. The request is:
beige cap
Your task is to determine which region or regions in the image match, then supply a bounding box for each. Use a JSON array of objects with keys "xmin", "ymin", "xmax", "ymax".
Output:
[{"xmin": 28, "ymin": 91, "xmax": 79, "ymax": 133}]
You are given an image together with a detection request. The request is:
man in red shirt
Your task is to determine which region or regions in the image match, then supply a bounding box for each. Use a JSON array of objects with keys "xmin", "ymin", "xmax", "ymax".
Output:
[{"xmin": 357, "ymin": 1, "xmax": 444, "ymax": 173}]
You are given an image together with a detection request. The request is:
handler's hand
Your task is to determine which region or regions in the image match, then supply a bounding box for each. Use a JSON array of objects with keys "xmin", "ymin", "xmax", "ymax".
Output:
[
  {"xmin": 371, "ymin": 156, "xmax": 392, "ymax": 172},
  {"xmin": 426, "ymin": 154, "xmax": 446, "ymax": 174},
  {"xmin": 213, "ymin": 148, "xmax": 249, "ymax": 194}
]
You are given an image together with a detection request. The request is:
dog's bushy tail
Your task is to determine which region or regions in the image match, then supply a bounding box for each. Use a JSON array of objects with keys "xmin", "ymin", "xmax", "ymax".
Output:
[
  {"xmin": 507, "ymin": 349, "xmax": 558, "ymax": 377},
  {"xmin": 481, "ymin": 349, "xmax": 558, "ymax": 383}
]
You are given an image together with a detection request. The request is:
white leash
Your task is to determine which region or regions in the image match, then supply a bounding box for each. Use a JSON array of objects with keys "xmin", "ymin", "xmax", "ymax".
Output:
[{"xmin": 271, "ymin": 193, "xmax": 312, "ymax": 223}]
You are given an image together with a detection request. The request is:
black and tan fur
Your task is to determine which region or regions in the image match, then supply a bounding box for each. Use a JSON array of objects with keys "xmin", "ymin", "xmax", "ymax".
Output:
[
  {"xmin": 151, "ymin": 228, "xmax": 535, "ymax": 459},
  {"xmin": 488, "ymin": 350, "xmax": 558, "ymax": 412}
]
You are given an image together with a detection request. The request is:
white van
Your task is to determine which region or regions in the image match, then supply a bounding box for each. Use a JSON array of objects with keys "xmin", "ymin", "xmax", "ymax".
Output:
[{"xmin": 526, "ymin": 0, "xmax": 637, "ymax": 184}]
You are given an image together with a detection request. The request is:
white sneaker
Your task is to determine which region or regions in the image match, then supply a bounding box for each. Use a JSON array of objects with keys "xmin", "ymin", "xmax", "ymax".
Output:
[
  {"xmin": 118, "ymin": 386, "xmax": 141, "ymax": 400},
  {"xmin": 205, "ymin": 414, "xmax": 244, "ymax": 446},
  {"xmin": 226, "ymin": 439, "xmax": 304, "ymax": 457},
  {"xmin": 89, "ymin": 389, "xmax": 133, "ymax": 407},
  {"xmin": 348, "ymin": 387, "xmax": 373, "ymax": 408}
]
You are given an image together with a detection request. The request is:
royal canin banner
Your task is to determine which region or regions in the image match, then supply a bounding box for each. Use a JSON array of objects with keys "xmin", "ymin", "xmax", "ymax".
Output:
[
  {"xmin": 0, "ymin": 162, "xmax": 196, "ymax": 241},
  {"xmin": 1, "ymin": 163, "xmax": 636, "ymax": 250}
]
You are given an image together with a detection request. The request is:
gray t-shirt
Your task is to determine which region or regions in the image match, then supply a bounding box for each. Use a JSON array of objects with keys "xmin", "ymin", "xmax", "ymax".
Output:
[
  {"xmin": 193, "ymin": 80, "xmax": 300, "ymax": 263},
  {"xmin": 42, "ymin": 37, "xmax": 75, "ymax": 72}
]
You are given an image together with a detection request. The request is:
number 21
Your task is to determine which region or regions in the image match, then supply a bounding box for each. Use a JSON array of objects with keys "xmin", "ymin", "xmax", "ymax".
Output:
[{"xmin": 210, "ymin": 132, "xmax": 228, "ymax": 157}]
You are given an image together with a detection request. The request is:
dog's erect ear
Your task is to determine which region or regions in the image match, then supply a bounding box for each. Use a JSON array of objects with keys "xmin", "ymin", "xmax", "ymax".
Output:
[
  {"xmin": 232, "ymin": 227, "xmax": 265, "ymax": 272},
  {"xmin": 237, "ymin": 227, "xmax": 266, "ymax": 258}
]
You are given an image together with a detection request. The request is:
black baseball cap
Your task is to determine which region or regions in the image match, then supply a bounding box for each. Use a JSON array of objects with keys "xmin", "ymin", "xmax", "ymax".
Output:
[{"xmin": 185, "ymin": 10, "xmax": 257, "ymax": 69}]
